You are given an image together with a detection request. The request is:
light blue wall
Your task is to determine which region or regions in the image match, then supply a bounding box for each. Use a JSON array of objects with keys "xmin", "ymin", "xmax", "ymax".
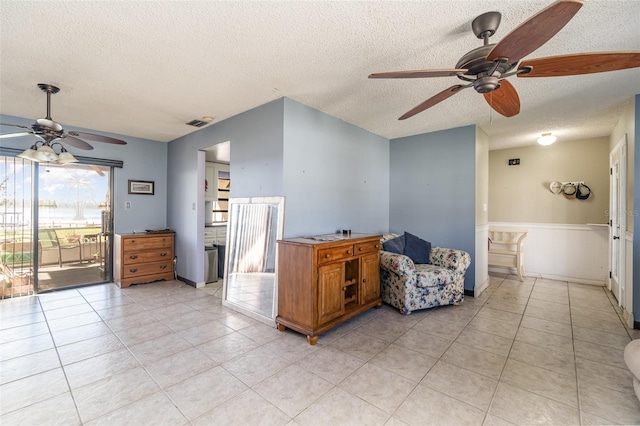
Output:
[
  {"xmin": 166, "ymin": 99, "xmax": 284, "ymax": 283},
  {"xmin": 0, "ymin": 114, "xmax": 168, "ymax": 234},
  {"xmin": 282, "ymin": 98, "xmax": 390, "ymax": 238},
  {"xmin": 389, "ymin": 125, "xmax": 477, "ymax": 291}
]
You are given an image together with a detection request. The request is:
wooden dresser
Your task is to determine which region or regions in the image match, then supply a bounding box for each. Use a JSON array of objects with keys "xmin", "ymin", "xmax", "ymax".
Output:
[
  {"xmin": 114, "ymin": 232, "xmax": 175, "ymax": 288},
  {"xmin": 277, "ymin": 233, "xmax": 382, "ymax": 345}
]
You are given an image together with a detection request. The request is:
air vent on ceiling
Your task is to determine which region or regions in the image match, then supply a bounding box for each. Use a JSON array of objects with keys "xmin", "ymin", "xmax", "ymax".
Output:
[{"xmin": 186, "ymin": 119, "xmax": 208, "ymax": 127}]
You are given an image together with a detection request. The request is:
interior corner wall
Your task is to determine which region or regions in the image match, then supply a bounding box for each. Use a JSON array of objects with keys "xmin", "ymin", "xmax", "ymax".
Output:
[
  {"xmin": 0, "ymin": 113, "xmax": 168, "ymax": 234},
  {"xmin": 389, "ymin": 125, "xmax": 477, "ymax": 292},
  {"xmin": 167, "ymin": 99, "xmax": 285, "ymax": 284},
  {"xmin": 476, "ymin": 127, "xmax": 490, "ymax": 294},
  {"xmin": 281, "ymin": 98, "xmax": 390, "ymax": 238},
  {"xmin": 633, "ymin": 94, "xmax": 640, "ymax": 327}
]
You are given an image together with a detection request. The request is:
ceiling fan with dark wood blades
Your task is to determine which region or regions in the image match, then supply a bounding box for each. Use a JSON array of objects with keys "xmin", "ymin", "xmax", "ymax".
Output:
[
  {"xmin": 369, "ymin": 0, "xmax": 640, "ymax": 120},
  {"xmin": 0, "ymin": 83, "xmax": 127, "ymax": 149}
]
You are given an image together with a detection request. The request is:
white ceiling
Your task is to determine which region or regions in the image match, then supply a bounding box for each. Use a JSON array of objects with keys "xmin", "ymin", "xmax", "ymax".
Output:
[{"xmin": 1, "ymin": 1, "xmax": 639, "ymax": 151}]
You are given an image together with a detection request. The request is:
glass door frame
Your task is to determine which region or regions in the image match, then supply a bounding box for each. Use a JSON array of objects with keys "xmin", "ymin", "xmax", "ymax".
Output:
[{"xmin": 0, "ymin": 147, "xmax": 123, "ymax": 294}]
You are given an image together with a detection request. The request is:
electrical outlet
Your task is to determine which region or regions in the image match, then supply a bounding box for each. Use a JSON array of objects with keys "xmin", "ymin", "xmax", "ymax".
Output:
[
  {"xmin": 508, "ymin": 158, "xmax": 520, "ymax": 166},
  {"xmin": 125, "ymin": 201, "xmax": 131, "ymax": 210},
  {"xmin": 192, "ymin": 202, "xmax": 196, "ymax": 210}
]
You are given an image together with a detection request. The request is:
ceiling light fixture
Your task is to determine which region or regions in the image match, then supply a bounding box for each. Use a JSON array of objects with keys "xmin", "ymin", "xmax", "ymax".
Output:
[
  {"xmin": 17, "ymin": 139, "xmax": 78, "ymax": 164},
  {"xmin": 537, "ymin": 133, "xmax": 557, "ymax": 146}
]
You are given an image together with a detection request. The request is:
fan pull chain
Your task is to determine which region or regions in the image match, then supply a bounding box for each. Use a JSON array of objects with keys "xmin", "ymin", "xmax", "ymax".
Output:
[{"xmin": 489, "ymin": 91, "xmax": 493, "ymax": 126}]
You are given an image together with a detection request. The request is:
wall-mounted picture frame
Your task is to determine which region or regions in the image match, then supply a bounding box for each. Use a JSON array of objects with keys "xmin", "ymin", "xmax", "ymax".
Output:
[{"xmin": 128, "ymin": 180, "xmax": 154, "ymax": 195}]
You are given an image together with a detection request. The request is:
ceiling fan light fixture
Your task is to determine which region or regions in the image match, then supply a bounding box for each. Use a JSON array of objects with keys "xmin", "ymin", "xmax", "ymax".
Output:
[
  {"xmin": 17, "ymin": 145, "xmax": 39, "ymax": 161},
  {"xmin": 34, "ymin": 144, "xmax": 59, "ymax": 162},
  {"xmin": 56, "ymin": 145, "xmax": 78, "ymax": 164},
  {"xmin": 537, "ymin": 132, "xmax": 557, "ymax": 146}
]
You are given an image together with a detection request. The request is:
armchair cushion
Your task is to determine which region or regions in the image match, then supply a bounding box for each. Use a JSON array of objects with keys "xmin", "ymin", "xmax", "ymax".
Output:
[
  {"xmin": 382, "ymin": 234, "xmax": 406, "ymax": 254},
  {"xmin": 404, "ymin": 232, "xmax": 431, "ymax": 264}
]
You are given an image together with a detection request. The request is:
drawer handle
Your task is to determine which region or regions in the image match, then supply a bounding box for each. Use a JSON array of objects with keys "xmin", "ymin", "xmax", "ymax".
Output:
[
  {"xmin": 160, "ymin": 252, "xmax": 167, "ymax": 257},
  {"xmin": 160, "ymin": 265, "xmax": 167, "ymax": 269},
  {"xmin": 375, "ymin": 244, "xmax": 379, "ymax": 248},
  {"xmin": 362, "ymin": 279, "xmax": 367, "ymax": 283},
  {"xmin": 342, "ymin": 287, "xmax": 347, "ymax": 291},
  {"xmin": 129, "ymin": 255, "xmax": 138, "ymax": 259},
  {"xmin": 346, "ymin": 250, "xmax": 351, "ymax": 254},
  {"xmin": 325, "ymin": 254, "xmax": 330, "ymax": 258},
  {"xmin": 130, "ymin": 240, "xmax": 136, "ymax": 244},
  {"xmin": 358, "ymin": 247, "xmax": 363, "ymax": 251},
  {"xmin": 129, "ymin": 268, "xmax": 138, "ymax": 273}
]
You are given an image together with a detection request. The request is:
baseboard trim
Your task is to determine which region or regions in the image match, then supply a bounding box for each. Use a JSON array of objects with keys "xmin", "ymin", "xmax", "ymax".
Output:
[
  {"xmin": 464, "ymin": 289, "xmax": 474, "ymax": 297},
  {"xmin": 488, "ymin": 266, "xmax": 605, "ymax": 286},
  {"xmin": 634, "ymin": 320, "xmax": 640, "ymax": 330},
  {"xmin": 474, "ymin": 277, "xmax": 490, "ymax": 297},
  {"xmin": 177, "ymin": 275, "xmax": 198, "ymax": 288}
]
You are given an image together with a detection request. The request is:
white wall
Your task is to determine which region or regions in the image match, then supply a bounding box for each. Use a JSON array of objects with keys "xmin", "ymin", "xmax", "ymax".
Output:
[{"xmin": 489, "ymin": 221, "xmax": 608, "ymax": 284}]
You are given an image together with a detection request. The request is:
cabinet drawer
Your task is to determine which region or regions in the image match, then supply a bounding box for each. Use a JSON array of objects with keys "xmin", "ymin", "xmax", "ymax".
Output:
[
  {"xmin": 318, "ymin": 244, "xmax": 354, "ymax": 264},
  {"xmin": 354, "ymin": 240, "xmax": 380, "ymax": 255},
  {"xmin": 123, "ymin": 260, "xmax": 173, "ymax": 278},
  {"xmin": 123, "ymin": 249, "xmax": 172, "ymax": 265},
  {"xmin": 123, "ymin": 237, "xmax": 173, "ymax": 250}
]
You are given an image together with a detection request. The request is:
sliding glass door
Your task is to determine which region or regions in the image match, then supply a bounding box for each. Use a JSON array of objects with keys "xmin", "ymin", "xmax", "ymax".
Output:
[
  {"xmin": 36, "ymin": 162, "xmax": 112, "ymax": 291},
  {"xmin": 0, "ymin": 155, "xmax": 114, "ymax": 298}
]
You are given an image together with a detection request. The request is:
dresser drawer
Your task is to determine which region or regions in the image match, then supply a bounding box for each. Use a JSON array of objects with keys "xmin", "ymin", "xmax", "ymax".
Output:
[
  {"xmin": 354, "ymin": 240, "xmax": 380, "ymax": 255},
  {"xmin": 122, "ymin": 259, "xmax": 173, "ymax": 278},
  {"xmin": 318, "ymin": 244, "xmax": 354, "ymax": 264},
  {"xmin": 122, "ymin": 236, "xmax": 173, "ymax": 250},
  {"xmin": 122, "ymin": 249, "xmax": 172, "ymax": 265}
]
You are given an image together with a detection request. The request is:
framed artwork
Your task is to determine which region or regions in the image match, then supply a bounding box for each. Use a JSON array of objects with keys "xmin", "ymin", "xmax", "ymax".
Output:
[{"xmin": 128, "ymin": 180, "xmax": 154, "ymax": 195}]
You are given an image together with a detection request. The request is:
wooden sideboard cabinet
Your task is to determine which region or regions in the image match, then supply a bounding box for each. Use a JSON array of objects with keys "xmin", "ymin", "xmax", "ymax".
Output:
[
  {"xmin": 114, "ymin": 233, "xmax": 175, "ymax": 288},
  {"xmin": 276, "ymin": 233, "xmax": 382, "ymax": 345}
]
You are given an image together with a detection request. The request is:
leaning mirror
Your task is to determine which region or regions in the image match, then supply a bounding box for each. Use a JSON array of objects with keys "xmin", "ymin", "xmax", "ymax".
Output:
[{"xmin": 222, "ymin": 196, "xmax": 285, "ymax": 326}]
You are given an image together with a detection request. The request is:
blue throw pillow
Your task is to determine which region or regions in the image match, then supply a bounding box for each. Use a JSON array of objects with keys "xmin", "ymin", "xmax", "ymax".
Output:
[
  {"xmin": 404, "ymin": 232, "xmax": 431, "ymax": 264},
  {"xmin": 382, "ymin": 234, "xmax": 406, "ymax": 254}
]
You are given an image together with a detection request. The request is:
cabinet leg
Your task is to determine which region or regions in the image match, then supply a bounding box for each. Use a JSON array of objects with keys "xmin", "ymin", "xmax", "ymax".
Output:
[
  {"xmin": 277, "ymin": 323, "xmax": 286, "ymax": 332},
  {"xmin": 374, "ymin": 302, "xmax": 382, "ymax": 309},
  {"xmin": 307, "ymin": 335, "xmax": 318, "ymax": 346}
]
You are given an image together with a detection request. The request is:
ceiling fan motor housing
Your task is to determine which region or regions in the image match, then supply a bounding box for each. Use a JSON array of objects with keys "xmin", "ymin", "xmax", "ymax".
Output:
[{"xmin": 455, "ymin": 44, "xmax": 517, "ymax": 93}]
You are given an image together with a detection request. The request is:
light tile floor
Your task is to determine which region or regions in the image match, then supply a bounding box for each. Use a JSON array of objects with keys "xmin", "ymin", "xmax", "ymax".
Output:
[{"xmin": 1, "ymin": 274, "xmax": 639, "ymax": 425}]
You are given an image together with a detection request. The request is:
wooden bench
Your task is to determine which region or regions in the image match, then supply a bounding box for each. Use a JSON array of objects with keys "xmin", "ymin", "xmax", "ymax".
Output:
[{"xmin": 488, "ymin": 228, "xmax": 528, "ymax": 281}]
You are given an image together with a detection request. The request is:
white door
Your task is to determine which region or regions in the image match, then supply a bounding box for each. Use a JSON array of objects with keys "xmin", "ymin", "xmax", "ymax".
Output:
[{"xmin": 609, "ymin": 135, "xmax": 627, "ymax": 307}]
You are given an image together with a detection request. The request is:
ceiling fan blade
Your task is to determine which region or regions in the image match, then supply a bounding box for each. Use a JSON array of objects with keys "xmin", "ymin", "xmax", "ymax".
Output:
[
  {"xmin": 0, "ymin": 132, "xmax": 33, "ymax": 139},
  {"xmin": 483, "ymin": 80, "xmax": 520, "ymax": 117},
  {"xmin": 487, "ymin": 0, "xmax": 584, "ymax": 64},
  {"xmin": 0, "ymin": 122, "xmax": 31, "ymax": 130},
  {"xmin": 89, "ymin": 164, "xmax": 105, "ymax": 176},
  {"xmin": 61, "ymin": 135, "xmax": 94, "ymax": 150},
  {"xmin": 68, "ymin": 131, "xmax": 127, "ymax": 145},
  {"xmin": 369, "ymin": 69, "xmax": 468, "ymax": 79},
  {"xmin": 399, "ymin": 85, "xmax": 466, "ymax": 120},
  {"xmin": 518, "ymin": 52, "xmax": 640, "ymax": 77}
]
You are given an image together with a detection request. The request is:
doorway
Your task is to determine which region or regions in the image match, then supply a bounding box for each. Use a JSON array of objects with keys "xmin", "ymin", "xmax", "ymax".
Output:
[
  {"xmin": 0, "ymin": 156, "xmax": 114, "ymax": 298},
  {"xmin": 609, "ymin": 134, "xmax": 627, "ymax": 308}
]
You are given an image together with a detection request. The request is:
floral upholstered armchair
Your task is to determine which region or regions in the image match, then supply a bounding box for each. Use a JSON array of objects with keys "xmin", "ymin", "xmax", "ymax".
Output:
[{"xmin": 379, "ymin": 233, "xmax": 471, "ymax": 315}]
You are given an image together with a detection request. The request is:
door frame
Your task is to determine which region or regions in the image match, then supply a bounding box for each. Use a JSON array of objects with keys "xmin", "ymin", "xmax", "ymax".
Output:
[{"xmin": 609, "ymin": 134, "xmax": 627, "ymax": 308}]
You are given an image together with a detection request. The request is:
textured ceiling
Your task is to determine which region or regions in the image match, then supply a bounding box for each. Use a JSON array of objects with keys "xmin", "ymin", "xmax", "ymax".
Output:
[{"xmin": 1, "ymin": 0, "xmax": 639, "ymax": 151}]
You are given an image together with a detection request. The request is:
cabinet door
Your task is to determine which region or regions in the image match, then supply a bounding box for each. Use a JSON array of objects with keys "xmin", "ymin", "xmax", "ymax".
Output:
[
  {"xmin": 360, "ymin": 253, "xmax": 380, "ymax": 303},
  {"xmin": 317, "ymin": 263, "xmax": 345, "ymax": 325}
]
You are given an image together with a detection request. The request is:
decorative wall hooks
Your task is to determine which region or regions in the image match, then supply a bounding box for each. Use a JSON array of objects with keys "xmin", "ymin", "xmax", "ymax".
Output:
[{"xmin": 549, "ymin": 181, "xmax": 591, "ymax": 200}]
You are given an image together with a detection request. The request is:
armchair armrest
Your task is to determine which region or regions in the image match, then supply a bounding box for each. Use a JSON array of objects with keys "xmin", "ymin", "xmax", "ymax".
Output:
[
  {"xmin": 380, "ymin": 250, "xmax": 415, "ymax": 277},
  {"xmin": 430, "ymin": 246, "xmax": 471, "ymax": 274}
]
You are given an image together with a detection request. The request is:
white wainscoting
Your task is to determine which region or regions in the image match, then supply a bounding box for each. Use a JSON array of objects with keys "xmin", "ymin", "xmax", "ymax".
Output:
[
  {"xmin": 624, "ymin": 231, "xmax": 634, "ymax": 327},
  {"xmin": 476, "ymin": 224, "xmax": 490, "ymax": 296},
  {"xmin": 488, "ymin": 222, "xmax": 608, "ymax": 285}
]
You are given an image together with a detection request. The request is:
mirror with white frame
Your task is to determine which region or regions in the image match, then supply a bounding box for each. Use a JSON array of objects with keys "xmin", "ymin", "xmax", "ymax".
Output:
[{"xmin": 222, "ymin": 196, "xmax": 285, "ymax": 326}]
